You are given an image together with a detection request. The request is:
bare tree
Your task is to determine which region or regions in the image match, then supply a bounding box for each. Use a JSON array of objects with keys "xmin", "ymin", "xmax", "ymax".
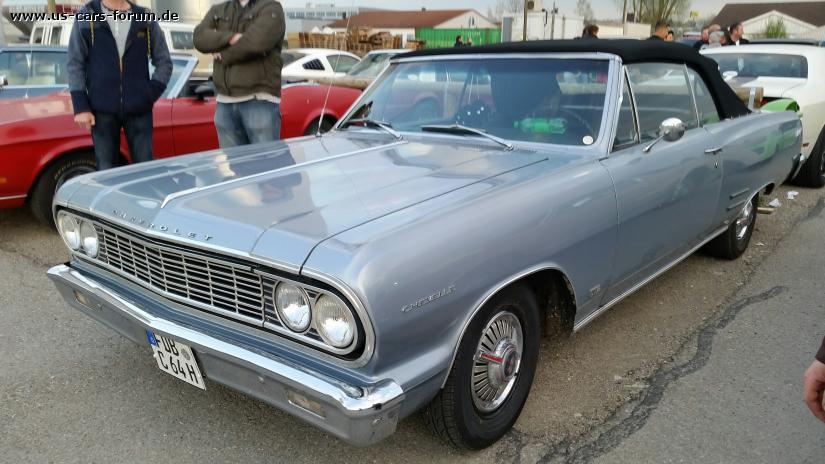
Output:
[
  {"xmin": 615, "ymin": 0, "xmax": 691, "ymax": 24},
  {"xmin": 576, "ymin": 0, "xmax": 595, "ymax": 22},
  {"xmin": 489, "ymin": 0, "xmax": 524, "ymax": 21}
]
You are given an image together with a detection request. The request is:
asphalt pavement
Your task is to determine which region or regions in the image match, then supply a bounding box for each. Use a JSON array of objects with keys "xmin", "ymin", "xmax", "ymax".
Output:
[{"xmin": 1, "ymin": 184, "xmax": 823, "ymax": 463}]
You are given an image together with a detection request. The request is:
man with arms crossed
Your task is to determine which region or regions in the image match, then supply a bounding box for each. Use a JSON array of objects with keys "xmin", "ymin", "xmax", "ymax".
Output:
[
  {"xmin": 194, "ymin": 0, "xmax": 285, "ymax": 148},
  {"xmin": 68, "ymin": 0, "xmax": 172, "ymax": 170}
]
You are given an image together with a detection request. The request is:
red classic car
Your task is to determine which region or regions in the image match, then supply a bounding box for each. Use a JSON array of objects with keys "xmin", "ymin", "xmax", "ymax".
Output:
[{"xmin": 0, "ymin": 55, "xmax": 361, "ymax": 224}]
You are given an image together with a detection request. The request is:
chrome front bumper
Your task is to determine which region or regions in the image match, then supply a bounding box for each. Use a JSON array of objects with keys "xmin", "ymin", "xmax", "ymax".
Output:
[{"xmin": 47, "ymin": 264, "xmax": 404, "ymax": 447}]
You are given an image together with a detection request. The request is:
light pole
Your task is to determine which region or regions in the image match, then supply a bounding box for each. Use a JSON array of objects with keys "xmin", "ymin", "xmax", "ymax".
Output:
[
  {"xmin": 621, "ymin": 0, "xmax": 627, "ymax": 34},
  {"xmin": 522, "ymin": 0, "xmax": 528, "ymax": 41}
]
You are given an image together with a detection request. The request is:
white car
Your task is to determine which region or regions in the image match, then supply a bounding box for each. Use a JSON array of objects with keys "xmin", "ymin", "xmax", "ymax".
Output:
[
  {"xmin": 280, "ymin": 48, "xmax": 361, "ymax": 83},
  {"xmin": 703, "ymin": 44, "xmax": 825, "ymax": 187}
]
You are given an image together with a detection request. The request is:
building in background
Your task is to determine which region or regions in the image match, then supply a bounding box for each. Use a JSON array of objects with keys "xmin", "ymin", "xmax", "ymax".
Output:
[
  {"xmin": 327, "ymin": 9, "xmax": 498, "ymax": 46},
  {"xmin": 711, "ymin": 2, "xmax": 825, "ymax": 38},
  {"xmin": 284, "ymin": 3, "xmax": 383, "ymax": 34}
]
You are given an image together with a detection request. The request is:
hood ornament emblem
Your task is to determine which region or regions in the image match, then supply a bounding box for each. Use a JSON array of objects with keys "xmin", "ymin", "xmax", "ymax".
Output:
[{"xmin": 112, "ymin": 209, "xmax": 214, "ymax": 242}]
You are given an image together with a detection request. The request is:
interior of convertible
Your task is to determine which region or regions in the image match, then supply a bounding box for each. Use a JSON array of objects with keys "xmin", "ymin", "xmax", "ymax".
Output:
[{"xmin": 347, "ymin": 58, "xmax": 611, "ymax": 146}]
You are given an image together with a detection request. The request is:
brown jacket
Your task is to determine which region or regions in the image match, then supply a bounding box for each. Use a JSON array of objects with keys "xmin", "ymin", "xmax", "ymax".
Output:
[{"xmin": 193, "ymin": 0, "xmax": 285, "ymax": 98}]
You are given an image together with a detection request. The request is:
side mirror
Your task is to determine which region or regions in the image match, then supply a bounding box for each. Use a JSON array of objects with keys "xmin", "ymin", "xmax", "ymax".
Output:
[
  {"xmin": 643, "ymin": 118, "xmax": 686, "ymax": 153},
  {"xmin": 0, "ymin": 75, "xmax": 7, "ymax": 88},
  {"xmin": 722, "ymin": 70, "xmax": 739, "ymax": 81},
  {"xmin": 660, "ymin": 117, "xmax": 686, "ymax": 142},
  {"xmin": 193, "ymin": 83, "xmax": 214, "ymax": 101}
]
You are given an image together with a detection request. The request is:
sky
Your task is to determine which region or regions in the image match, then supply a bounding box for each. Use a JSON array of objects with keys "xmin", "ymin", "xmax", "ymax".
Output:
[{"xmin": 281, "ymin": 0, "xmax": 805, "ymax": 21}]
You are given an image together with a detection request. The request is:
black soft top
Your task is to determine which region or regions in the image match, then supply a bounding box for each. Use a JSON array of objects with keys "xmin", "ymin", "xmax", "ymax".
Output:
[{"xmin": 401, "ymin": 39, "xmax": 748, "ymax": 119}]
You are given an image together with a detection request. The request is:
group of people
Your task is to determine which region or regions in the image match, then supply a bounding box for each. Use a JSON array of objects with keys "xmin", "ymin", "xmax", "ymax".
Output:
[
  {"xmin": 692, "ymin": 22, "xmax": 749, "ymax": 49},
  {"xmin": 453, "ymin": 35, "xmax": 474, "ymax": 47},
  {"xmin": 580, "ymin": 21, "xmax": 678, "ymax": 41},
  {"xmin": 68, "ymin": 0, "xmax": 286, "ymax": 171}
]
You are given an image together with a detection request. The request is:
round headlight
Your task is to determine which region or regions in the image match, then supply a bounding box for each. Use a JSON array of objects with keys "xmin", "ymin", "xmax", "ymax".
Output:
[
  {"xmin": 80, "ymin": 221, "xmax": 99, "ymax": 258},
  {"xmin": 274, "ymin": 283, "xmax": 311, "ymax": 332},
  {"xmin": 315, "ymin": 295, "xmax": 355, "ymax": 349},
  {"xmin": 56, "ymin": 212, "xmax": 81, "ymax": 251}
]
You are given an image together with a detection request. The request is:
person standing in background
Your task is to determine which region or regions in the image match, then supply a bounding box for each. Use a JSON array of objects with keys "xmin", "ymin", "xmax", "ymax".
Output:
[
  {"xmin": 647, "ymin": 21, "xmax": 669, "ymax": 40},
  {"xmin": 194, "ymin": 0, "xmax": 285, "ymax": 148},
  {"xmin": 693, "ymin": 27, "xmax": 710, "ymax": 50},
  {"xmin": 454, "ymin": 35, "xmax": 464, "ymax": 47},
  {"xmin": 67, "ymin": 0, "xmax": 172, "ymax": 171},
  {"xmin": 581, "ymin": 24, "xmax": 599, "ymax": 40},
  {"xmin": 727, "ymin": 22, "xmax": 750, "ymax": 46}
]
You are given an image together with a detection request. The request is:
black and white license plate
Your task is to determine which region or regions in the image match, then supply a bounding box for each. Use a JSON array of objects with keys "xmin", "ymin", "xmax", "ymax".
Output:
[{"xmin": 146, "ymin": 330, "xmax": 205, "ymax": 390}]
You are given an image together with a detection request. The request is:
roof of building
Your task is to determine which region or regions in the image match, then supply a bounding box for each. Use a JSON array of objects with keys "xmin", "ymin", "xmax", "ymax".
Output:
[
  {"xmin": 400, "ymin": 39, "xmax": 749, "ymax": 118},
  {"xmin": 327, "ymin": 9, "xmax": 478, "ymax": 29},
  {"xmin": 710, "ymin": 2, "xmax": 825, "ymax": 28}
]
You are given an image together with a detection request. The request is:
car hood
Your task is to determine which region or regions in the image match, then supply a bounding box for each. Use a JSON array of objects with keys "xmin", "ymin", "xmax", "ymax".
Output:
[
  {"xmin": 726, "ymin": 76, "xmax": 806, "ymax": 98},
  {"xmin": 62, "ymin": 133, "xmax": 550, "ymax": 269}
]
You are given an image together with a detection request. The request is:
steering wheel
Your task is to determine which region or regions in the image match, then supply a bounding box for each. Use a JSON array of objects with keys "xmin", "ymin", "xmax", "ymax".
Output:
[{"xmin": 557, "ymin": 108, "xmax": 597, "ymax": 140}]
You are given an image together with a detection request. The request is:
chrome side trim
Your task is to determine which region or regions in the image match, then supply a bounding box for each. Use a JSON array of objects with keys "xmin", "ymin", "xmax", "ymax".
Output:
[
  {"xmin": 439, "ymin": 264, "xmax": 577, "ymax": 389},
  {"xmin": 572, "ymin": 224, "xmax": 728, "ymax": 332},
  {"xmin": 730, "ymin": 188, "xmax": 750, "ymax": 199},
  {"xmin": 159, "ymin": 140, "xmax": 407, "ymax": 208},
  {"xmin": 0, "ymin": 194, "xmax": 27, "ymax": 201}
]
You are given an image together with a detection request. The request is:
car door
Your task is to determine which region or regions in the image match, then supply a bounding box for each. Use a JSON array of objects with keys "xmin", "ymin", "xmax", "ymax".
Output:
[{"xmin": 600, "ymin": 63, "xmax": 723, "ymax": 303}]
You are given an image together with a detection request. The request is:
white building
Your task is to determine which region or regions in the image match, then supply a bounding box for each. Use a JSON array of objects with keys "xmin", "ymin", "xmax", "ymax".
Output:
[
  {"xmin": 327, "ymin": 9, "xmax": 498, "ymax": 42},
  {"xmin": 711, "ymin": 2, "xmax": 825, "ymax": 38}
]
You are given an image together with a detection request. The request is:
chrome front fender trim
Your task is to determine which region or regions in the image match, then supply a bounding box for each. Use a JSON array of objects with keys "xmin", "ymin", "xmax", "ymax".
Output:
[{"xmin": 439, "ymin": 264, "xmax": 577, "ymax": 389}]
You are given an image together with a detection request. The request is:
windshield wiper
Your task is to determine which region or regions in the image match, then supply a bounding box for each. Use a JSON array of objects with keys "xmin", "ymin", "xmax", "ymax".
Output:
[
  {"xmin": 340, "ymin": 118, "xmax": 403, "ymax": 140},
  {"xmin": 420, "ymin": 124, "xmax": 514, "ymax": 151}
]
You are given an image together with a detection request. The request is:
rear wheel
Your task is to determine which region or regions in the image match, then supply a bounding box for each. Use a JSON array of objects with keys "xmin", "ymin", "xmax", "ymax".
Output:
[
  {"xmin": 424, "ymin": 285, "xmax": 540, "ymax": 450},
  {"xmin": 706, "ymin": 194, "xmax": 757, "ymax": 260},
  {"xmin": 794, "ymin": 128, "xmax": 825, "ymax": 188},
  {"xmin": 30, "ymin": 151, "xmax": 96, "ymax": 227}
]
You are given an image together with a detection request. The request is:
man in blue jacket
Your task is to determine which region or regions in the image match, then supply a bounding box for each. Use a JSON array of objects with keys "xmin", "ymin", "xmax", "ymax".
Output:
[{"xmin": 67, "ymin": 0, "xmax": 172, "ymax": 171}]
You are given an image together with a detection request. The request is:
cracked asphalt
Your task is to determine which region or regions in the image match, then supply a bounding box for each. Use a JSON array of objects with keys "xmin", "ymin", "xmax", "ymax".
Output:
[{"xmin": 1, "ymin": 184, "xmax": 823, "ymax": 463}]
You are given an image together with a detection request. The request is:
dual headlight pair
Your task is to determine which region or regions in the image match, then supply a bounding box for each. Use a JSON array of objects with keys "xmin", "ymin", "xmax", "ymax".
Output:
[
  {"xmin": 274, "ymin": 283, "xmax": 356, "ymax": 349},
  {"xmin": 56, "ymin": 211, "xmax": 100, "ymax": 258}
]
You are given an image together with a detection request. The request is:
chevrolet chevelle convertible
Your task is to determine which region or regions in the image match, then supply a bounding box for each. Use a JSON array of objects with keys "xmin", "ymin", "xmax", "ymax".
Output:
[{"xmin": 48, "ymin": 41, "xmax": 801, "ymax": 449}]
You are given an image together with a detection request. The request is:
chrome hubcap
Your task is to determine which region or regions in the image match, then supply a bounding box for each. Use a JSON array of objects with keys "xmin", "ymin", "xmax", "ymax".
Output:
[
  {"xmin": 735, "ymin": 201, "xmax": 754, "ymax": 241},
  {"xmin": 471, "ymin": 311, "xmax": 523, "ymax": 413}
]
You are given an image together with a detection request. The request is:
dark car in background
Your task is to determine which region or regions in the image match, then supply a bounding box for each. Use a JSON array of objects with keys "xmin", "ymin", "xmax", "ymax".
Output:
[{"xmin": 0, "ymin": 45, "xmax": 68, "ymax": 99}]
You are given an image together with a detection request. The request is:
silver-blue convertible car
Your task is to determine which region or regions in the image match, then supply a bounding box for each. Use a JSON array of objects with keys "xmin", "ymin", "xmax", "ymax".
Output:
[{"xmin": 48, "ymin": 40, "xmax": 802, "ymax": 449}]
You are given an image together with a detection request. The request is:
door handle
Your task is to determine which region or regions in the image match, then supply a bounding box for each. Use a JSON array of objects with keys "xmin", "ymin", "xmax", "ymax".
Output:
[{"xmin": 705, "ymin": 147, "xmax": 723, "ymax": 155}]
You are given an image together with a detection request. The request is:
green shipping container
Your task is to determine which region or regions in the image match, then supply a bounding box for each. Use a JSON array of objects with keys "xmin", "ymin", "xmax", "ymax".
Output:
[{"xmin": 415, "ymin": 28, "xmax": 502, "ymax": 49}]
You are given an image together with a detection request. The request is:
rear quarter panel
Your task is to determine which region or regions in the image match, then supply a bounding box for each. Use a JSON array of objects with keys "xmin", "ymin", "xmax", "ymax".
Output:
[{"xmin": 709, "ymin": 111, "xmax": 800, "ymax": 225}]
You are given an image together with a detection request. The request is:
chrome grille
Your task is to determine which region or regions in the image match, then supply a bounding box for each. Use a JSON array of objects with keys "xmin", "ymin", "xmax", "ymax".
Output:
[{"xmin": 94, "ymin": 224, "xmax": 265, "ymax": 321}]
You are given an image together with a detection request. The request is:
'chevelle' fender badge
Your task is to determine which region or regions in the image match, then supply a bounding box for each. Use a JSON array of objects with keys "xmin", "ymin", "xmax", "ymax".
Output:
[{"xmin": 402, "ymin": 285, "xmax": 456, "ymax": 313}]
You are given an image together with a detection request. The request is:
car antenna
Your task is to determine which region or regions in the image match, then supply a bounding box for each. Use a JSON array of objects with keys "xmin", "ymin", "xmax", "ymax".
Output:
[{"xmin": 315, "ymin": 3, "xmax": 353, "ymax": 138}]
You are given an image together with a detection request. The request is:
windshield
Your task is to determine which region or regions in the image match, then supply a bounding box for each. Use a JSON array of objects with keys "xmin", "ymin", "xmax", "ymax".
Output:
[
  {"xmin": 347, "ymin": 53, "xmax": 395, "ymax": 77},
  {"xmin": 706, "ymin": 53, "xmax": 808, "ymax": 79},
  {"xmin": 343, "ymin": 58, "xmax": 611, "ymax": 146}
]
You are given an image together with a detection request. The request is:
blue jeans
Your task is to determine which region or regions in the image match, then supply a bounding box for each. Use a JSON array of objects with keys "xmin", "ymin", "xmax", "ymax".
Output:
[
  {"xmin": 91, "ymin": 112, "xmax": 153, "ymax": 171},
  {"xmin": 214, "ymin": 100, "xmax": 281, "ymax": 148}
]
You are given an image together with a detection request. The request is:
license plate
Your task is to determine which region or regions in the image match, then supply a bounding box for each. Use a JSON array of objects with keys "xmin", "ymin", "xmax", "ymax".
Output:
[{"xmin": 146, "ymin": 330, "xmax": 205, "ymax": 390}]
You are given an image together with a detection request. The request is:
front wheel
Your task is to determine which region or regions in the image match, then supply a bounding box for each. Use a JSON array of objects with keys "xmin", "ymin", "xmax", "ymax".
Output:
[
  {"xmin": 705, "ymin": 194, "xmax": 757, "ymax": 260},
  {"xmin": 424, "ymin": 285, "xmax": 541, "ymax": 450},
  {"xmin": 30, "ymin": 152, "xmax": 96, "ymax": 227}
]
